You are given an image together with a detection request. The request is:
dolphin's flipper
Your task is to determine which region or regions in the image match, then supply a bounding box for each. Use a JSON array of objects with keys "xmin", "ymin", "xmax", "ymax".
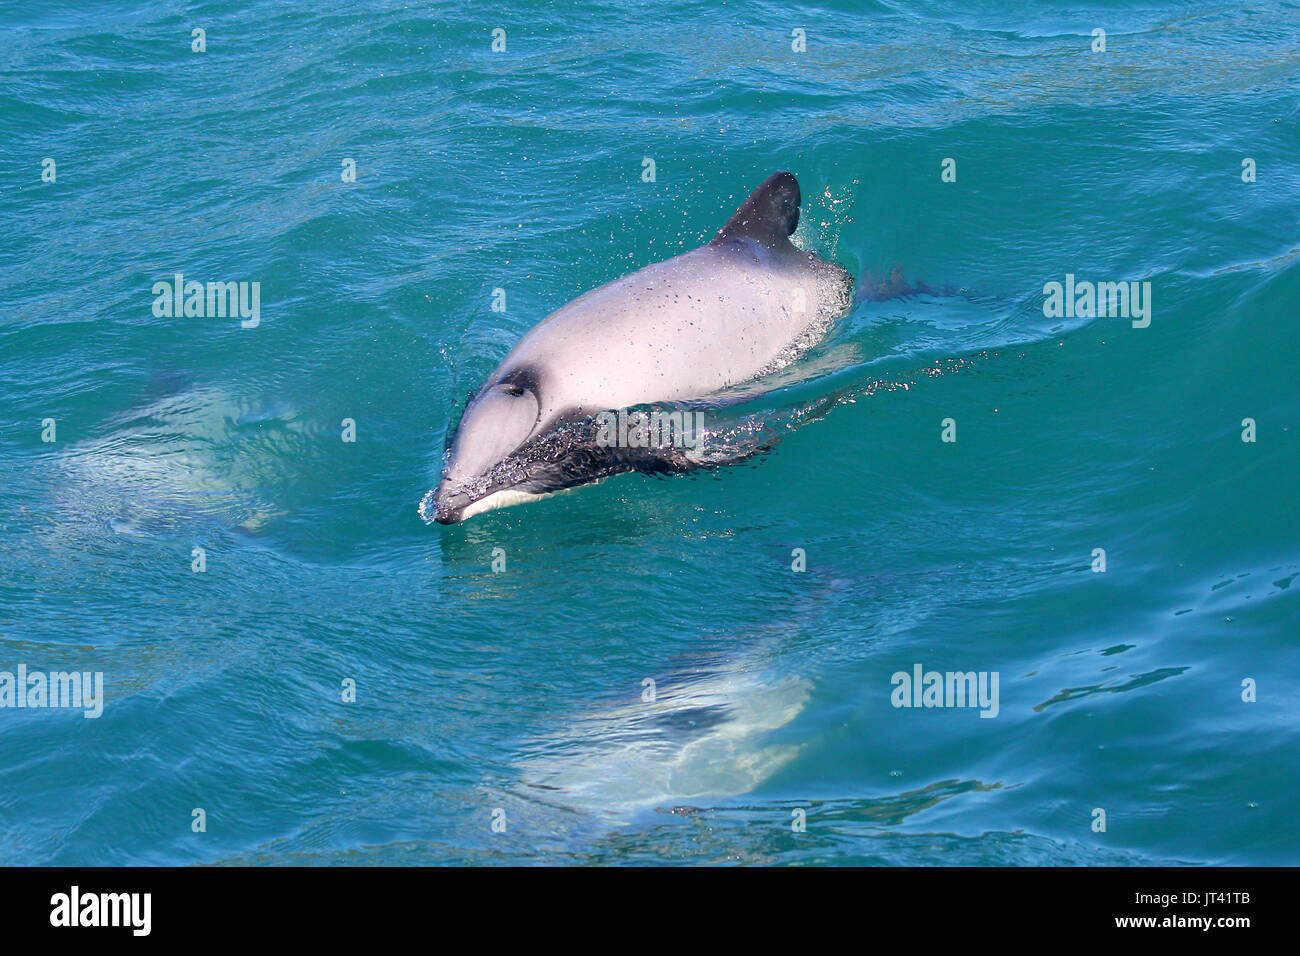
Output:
[{"xmin": 710, "ymin": 171, "xmax": 801, "ymax": 251}]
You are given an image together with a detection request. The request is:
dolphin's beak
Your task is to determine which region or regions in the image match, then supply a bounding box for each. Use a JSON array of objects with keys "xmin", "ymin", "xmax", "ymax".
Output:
[{"xmin": 420, "ymin": 479, "xmax": 471, "ymax": 525}]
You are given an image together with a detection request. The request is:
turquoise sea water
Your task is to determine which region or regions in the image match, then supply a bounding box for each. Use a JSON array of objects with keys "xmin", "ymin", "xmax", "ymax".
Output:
[{"xmin": 1, "ymin": 1, "xmax": 1297, "ymax": 865}]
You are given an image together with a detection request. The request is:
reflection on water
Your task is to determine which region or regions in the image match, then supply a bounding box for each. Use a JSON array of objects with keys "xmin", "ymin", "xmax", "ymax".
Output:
[{"xmin": 516, "ymin": 660, "xmax": 812, "ymax": 821}]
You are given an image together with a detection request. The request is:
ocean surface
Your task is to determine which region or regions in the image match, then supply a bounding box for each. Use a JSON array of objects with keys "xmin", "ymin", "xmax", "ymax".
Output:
[{"xmin": 1, "ymin": 1, "xmax": 1297, "ymax": 866}]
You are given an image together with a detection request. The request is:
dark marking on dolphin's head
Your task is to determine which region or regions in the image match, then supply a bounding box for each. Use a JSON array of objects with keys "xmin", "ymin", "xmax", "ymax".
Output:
[
  {"xmin": 422, "ymin": 383, "xmax": 699, "ymax": 525},
  {"xmin": 421, "ymin": 366, "xmax": 654, "ymax": 525},
  {"xmin": 423, "ymin": 365, "xmax": 551, "ymax": 524}
]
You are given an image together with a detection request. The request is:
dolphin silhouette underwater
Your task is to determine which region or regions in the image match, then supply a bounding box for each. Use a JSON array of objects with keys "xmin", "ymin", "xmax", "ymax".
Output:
[{"xmin": 422, "ymin": 171, "xmax": 854, "ymax": 524}]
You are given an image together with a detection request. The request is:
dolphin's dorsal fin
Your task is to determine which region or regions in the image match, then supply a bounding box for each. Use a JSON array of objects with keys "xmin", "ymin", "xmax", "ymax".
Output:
[{"xmin": 710, "ymin": 171, "xmax": 800, "ymax": 250}]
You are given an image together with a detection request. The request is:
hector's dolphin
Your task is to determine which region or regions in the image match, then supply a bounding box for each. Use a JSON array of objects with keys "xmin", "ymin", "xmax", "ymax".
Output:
[{"xmin": 422, "ymin": 171, "xmax": 853, "ymax": 524}]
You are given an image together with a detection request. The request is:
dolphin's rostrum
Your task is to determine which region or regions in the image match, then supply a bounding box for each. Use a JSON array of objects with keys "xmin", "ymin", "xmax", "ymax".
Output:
[{"xmin": 422, "ymin": 171, "xmax": 854, "ymax": 524}]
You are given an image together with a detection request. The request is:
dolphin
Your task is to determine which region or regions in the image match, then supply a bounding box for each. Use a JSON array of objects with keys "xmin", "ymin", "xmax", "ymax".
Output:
[{"xmin": 422, "ymin": 171, "xmax": 854, "ymax": 524}]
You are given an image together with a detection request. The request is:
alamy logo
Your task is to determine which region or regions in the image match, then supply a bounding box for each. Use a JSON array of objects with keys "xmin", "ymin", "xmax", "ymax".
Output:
[
  {"xmin": 0, "ymin": 665, "xmax": 103, "ymax": 718},
  {"xmin": 152, "ymin": 273, "xmax": 261, "ymax": 328},
  {"xmin": 1042, "ymin": 273, "xmax": 1151, "ymax": 328},
  {"xmin": 594, "ymin": 408, "xmax": 706, "ymax": 449},
  {"xmin": 50, "ymin": 886, "xmax": 151, "ymax": 936},
  {"xmin": 891, "ymin": 663, "xmax": 999, "ymax": 718}
]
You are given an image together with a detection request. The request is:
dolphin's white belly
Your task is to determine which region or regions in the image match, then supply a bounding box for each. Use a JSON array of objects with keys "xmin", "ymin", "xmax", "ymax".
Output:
[{"xmin": 500, "ymin": 241, "xmax": 842, "ymax": 419}]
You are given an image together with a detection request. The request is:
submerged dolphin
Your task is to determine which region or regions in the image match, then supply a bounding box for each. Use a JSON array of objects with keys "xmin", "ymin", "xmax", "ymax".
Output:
[{"xmin": 422, "ymin": 171, "xmax": 853, "ymax": 524}]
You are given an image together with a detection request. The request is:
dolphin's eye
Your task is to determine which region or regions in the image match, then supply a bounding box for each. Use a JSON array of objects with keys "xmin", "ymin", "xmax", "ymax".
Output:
[{"xmin": 502, "ymin": 384, "xmax": 526, "ymax": 397}]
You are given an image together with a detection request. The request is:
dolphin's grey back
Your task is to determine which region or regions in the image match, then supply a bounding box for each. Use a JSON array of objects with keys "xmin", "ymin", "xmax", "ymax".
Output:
[{"xmin": 494, "ymin": 172, "xmax": 852, "ymax": 428}]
